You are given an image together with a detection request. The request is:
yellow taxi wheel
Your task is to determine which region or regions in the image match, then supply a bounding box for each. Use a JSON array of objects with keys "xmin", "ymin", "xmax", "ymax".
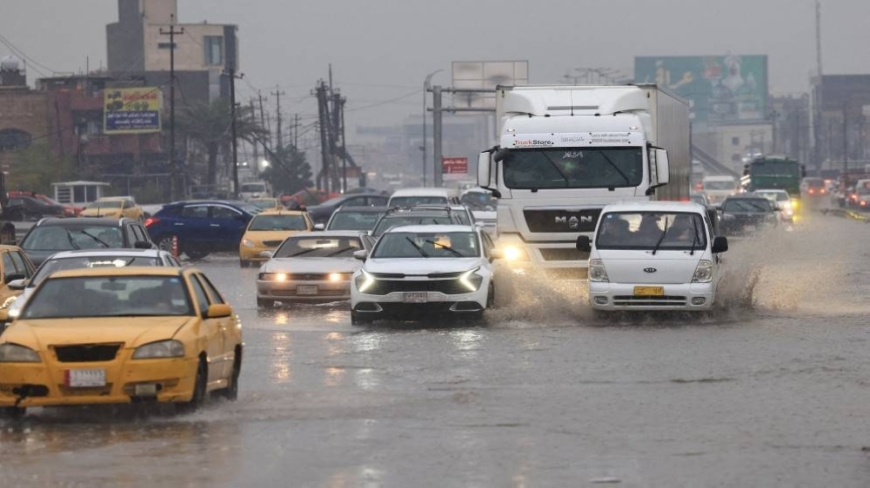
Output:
[
  {"xmin": 0, "ymin": 407, "xmax": 26, "ymax": 419},
  {"xmin": 239, "ymin": 259, "xmax": 251, "ymax": 268},
  {"xmin": 176, "ymin": 359, "xmax": 207, "ymax": 414},
  {"xmin": 219, "ymin": 349, "xmax": 241, "ymax": 401}
]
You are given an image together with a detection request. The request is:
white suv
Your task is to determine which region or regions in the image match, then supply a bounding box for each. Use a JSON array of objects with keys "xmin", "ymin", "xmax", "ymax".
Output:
[
  {"xmin": 576, "ymin": 201, "xmax": 728, "ymax": 312},
  {"xmin": 350, "ymin": 225, "xmax": 500, "ymax": 325}
]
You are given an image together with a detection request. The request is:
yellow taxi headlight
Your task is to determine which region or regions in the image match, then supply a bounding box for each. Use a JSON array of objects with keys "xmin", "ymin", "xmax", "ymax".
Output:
[
  {"xmin": 502, "ymin": 245, "xmax": 528, "ymax": 262},
  {"xmin": 0, "ymin": 343, "xmax": 40, "ymax": 363},
  {"xmin": 242, "ymin": 239, "xmax": 256, "ymax": 248},
  {"xmin": 133, "ymin": 340, "xmax": 184, "ymax": 359}
]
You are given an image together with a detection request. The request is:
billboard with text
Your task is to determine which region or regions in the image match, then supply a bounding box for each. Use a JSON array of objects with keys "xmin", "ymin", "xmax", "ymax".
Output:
[{"xmin": 103, "ymin": 87, "xmax": 163, "ymax": 134}]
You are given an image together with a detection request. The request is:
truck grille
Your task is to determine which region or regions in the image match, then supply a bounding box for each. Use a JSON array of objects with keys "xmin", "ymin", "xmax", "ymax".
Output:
[
  {"xmin": 524, "ymin": 208, "xmax": 601, "ymax": 233},
  {"xmin": 54, "ymin": 344, "xmax": 121, "ymax": 363},
  {"xmin": 367, "ymin": 279, "xmax": 467, "ymax": 295}
]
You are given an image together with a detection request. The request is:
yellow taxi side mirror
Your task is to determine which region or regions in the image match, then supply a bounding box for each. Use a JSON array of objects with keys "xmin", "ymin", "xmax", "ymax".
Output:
[{"xmin": 206, "ymin": 304, "xmax": 233, "ymax": 319}]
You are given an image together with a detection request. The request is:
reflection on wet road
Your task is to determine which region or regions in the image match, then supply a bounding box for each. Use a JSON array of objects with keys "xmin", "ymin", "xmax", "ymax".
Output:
[{"xmin": 2, "ymin": 214, "xmax": 870, "ymax": 486}]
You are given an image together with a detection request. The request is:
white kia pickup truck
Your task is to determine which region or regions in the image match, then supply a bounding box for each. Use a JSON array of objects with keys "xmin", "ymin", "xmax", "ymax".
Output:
[{"xmin": 576, "ymin": 201, "xmax": 729, "ymax": 312}]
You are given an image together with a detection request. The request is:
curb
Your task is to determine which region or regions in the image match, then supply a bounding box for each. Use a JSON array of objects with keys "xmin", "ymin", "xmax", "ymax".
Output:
[{"xmin": 821, "ymin": 208, "xmax": 869, "ymax": 222}]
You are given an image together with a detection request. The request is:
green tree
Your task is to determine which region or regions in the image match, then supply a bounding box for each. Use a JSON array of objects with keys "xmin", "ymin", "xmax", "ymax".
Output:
[
  {"xmin": 260, "ymin": 144, "xmax": 313, "ymax": 196},
  {"xmin": 177, "ymin": 98, "xmax": 266, "ymax": 185},
  {"xmin": 7, "ymin": 143, "xmax": 74, "ymax": 193}
]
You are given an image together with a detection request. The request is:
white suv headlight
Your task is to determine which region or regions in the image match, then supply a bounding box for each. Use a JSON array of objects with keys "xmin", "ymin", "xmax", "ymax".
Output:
[
  {"xmin": 589, "ymin": 259, "xmax": 609, "ymax": 282},
  {"xmin": 692, "ymin": 259, "xmax": 714, "ymax": 283},
  {"xmin": 459, "ymin": 267, "xmax": 483, "ymax": 292},
  {"xmin": 133, "ymin": 340, "xmax": 184, "ymax": 359},
  {"xmin": 355, "ymin": 269, "xmax": 375, "ymax": 293},
  {"xmin": 0, "ymin": 343, "xmax": 40, "ymax": 363}
]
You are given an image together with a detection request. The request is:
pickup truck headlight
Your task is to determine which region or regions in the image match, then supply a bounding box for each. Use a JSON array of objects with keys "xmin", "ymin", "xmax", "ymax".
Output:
[
  {"xmin": 589, "ymin": 259, "xmax": 609, "ymax": 283},
  {"xmin": 0, "ymin": 343, "xmax": 41, "ymax": 363},
  {"xmin": 458, "ymin": 267, "xmax": 483, "ymax": 292},
  {"xmin": 692, "ymin": 259, "xmax": 714, "ymax": 283},
  {"xmin": 133, "ymin": 340, "xmax": 184, "ymax": 359}
]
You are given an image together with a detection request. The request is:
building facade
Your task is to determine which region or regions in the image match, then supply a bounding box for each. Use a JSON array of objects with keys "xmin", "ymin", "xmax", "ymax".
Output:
[{"xmin": 0, "ymin": 57, "xmax": 49, "ymax": 171}]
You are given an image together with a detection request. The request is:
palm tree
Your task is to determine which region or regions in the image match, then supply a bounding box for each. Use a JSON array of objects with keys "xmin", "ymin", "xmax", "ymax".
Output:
[{"xmin": 177, "ymin": 98, "xmax": 266, "ymax": 185}]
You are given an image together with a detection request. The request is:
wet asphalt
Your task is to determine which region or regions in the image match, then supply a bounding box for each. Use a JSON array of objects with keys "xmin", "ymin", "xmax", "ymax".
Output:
[{"xmin": 1, "ymin": 211, "xmax": 870, "ymax": 487}]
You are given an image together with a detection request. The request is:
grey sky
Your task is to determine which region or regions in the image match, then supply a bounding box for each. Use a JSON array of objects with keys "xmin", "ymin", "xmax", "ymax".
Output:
[{"xmin": 1, "ymin": 0, "xmax": 868, "ymax": 136}]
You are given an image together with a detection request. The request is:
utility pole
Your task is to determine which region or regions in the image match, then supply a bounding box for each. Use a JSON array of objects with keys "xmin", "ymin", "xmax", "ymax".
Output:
[
  {"xmin": 294, "ymin": 113, "xmax": 299, "ymax": 148},
  {"xmin": 272, "ymin": 86, "xmax": 285, "ymax": 149},
  {"xmin": 257, "ymin": 91, "xmax": 269, "ymax": 155},
  {"xmin": 315, "ymin": 81, "xmax": 331, "ymax": 193},
  {"xmin": 432, "ymin": 85, "xmax": 443, "ymax": 187},
  {"xmin": 250, "ymin": 98, "xmax": 259, "ymax": 168},
  {"xmin": 160, "ymin": 15, "xmax": 184, "ymax": 200},
  {"xmin": 843, "ymin": 103, "xmax": 848, "ymax": 174},
  {"xmin": 226, "ymin": 66, "xmax": 243, "ymax": 199}
]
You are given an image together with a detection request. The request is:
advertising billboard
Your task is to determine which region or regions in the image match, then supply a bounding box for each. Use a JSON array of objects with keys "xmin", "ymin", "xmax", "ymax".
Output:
[
  {"xmin": 103, "ymin": 87, "xmax": 163, "ymax": 134},
  {"xmin": 442, "ymin": 157, "xmax": 468, "ymax": 181},
  {"xmin": 635, "ymin": 55, "xmax": 768, "ymax": 124},
  {"xmin": 452, "ymin": 61, "xmax": 529, "ymax": 109}
]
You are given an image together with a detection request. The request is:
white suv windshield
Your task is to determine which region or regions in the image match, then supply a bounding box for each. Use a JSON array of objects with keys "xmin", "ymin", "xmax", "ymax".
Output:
[
  {"xmin": 373, "ymin": 231, "xmax": 480, "ymax": 259},
  {"xmin": 595, "ymin": 212, "xmax": 707, "ymax": 251}
]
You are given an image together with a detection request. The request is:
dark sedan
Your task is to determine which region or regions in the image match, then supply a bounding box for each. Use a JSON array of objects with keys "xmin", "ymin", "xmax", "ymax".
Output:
[
  {"xmin": 306, "ymin": 194, "xmax": 390, "ymax": 225},
  {"xmin": 718, "ymin": 196, "xmax": 779, "ymax": 237},
  {"xmin": 145, "ymin": 201, "xmax": 257, "ymax": 260},
  {"xmin": 18, "ymin": 218, "xmax": 154, "ymax": 267}
]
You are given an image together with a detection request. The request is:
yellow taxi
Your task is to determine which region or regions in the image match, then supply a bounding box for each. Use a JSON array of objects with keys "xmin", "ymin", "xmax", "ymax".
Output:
[
  {"xmin": 0, "ymin": 245, "xmax": 35, "ymax": 311},
  {"xmin": 239, "ymin": 209, "xmax": 313, "ymax": 267},
  {"xmin": 80, "ymin": 197, "xmax": 145, "ymax": 221},
  {"xmin": 248, "ymin": 197, "xmax": 284, "ymax": 212},
  {"xmin": 0, "ymin": 266, "xmax": 242, "ymax": 417}
]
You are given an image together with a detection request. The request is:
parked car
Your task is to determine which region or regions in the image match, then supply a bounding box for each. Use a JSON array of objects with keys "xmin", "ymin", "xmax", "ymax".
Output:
[
  {"xmin": 19, "ymin": 218, "xmax": 154, "ymax": 267},
  {"xmin": 306, "ymin": 193, "xmax": 390, "ymax": 225},
  {"xmin": 324, "ymin": 206, "xmax": 388, "ymax": 232},
  {"xmin": 4, "ymin": 248, "xmax": 181, "ymax": 322},
  {"xmin": 239, "ymin": 209, "xmax": 314, "ymax": 267},
  {"xmin": 248, "ymin": 198, "xmax": 283, "ymax": 212},
  {"xmin": 7, "ymin": 191, "xmax": 77, "ymax": 217},
  {"xmin": 350, "ymin": 224, "xmax": 499, "ymax": 325},
  {"xmin": 145, "ymin": 201, "xmax": 258, "ymax": 260},
  {"xmin": 576, "ymin": 201, "xmax": 728, "ymax": 313},
  {"xmin": 80, "ymin": 196, "xmax": 144, "ymax": 221},
  {"xmin": 0, "ymin": 266, "xmax": 242, "ymax": 417},
  {"xmin": 256, "ymin": 231, "xmax": 371, "ymax": 307},
  {"xmin": 4, "ymin": 195, "xmax": 65, "ymax": 221},
  {"xmin": 718, "ymin": 195, "xmax": 780, "ymax": 237}
]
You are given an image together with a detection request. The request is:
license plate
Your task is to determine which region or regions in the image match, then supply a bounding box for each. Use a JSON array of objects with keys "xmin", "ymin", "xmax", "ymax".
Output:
[
  {"xmin": 65, "ymin": 369, "xmax": 106, "ymax": 388},
  {"xmin": 403, "ymin": 292, "xmax": 429, "ymax": 303},
  {"xmin": 633, "ymin": 286, "xmax": 664, "ymax": 296},
  {"xmin": 296, "ymin": 285, "xmax": 318, "ymax": 295}
]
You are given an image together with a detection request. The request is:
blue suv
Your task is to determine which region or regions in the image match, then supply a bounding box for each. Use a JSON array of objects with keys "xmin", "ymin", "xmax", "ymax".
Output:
[{"xmin": 145, "ymin": 201, "xmax": 257, "ymax": 260}]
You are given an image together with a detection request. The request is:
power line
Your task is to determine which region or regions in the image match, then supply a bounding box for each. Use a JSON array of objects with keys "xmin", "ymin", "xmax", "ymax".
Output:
[
  {"xmin": 344, "ymin": 89, "xmax": 422, "ymax": 113},
  {"xmin": 0, "ymin": 33, "xmax": 57, "ymax": 75}
]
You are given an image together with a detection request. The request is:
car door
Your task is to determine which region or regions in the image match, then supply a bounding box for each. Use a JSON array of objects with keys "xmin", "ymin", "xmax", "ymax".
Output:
[
  {"xmin": 187, "ymin": 272, "xmax": 225, "ymax": 384},
  {"xmin": 196, "ymin": 273, "xmax": 238, "ymax": 379},
  {"xmin": 178, "ymin": 204, "xmax": 211, "ymax": 245},
  {"xmin": 209, "ymin": 205, "xmax": 249, "ymax": 251}
]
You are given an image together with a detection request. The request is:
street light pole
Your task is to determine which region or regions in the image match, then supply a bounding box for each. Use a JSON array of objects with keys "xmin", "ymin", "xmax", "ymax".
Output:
[{"xmin": 422, "ymin": 69, "xmax": 443, "ymax": 188}]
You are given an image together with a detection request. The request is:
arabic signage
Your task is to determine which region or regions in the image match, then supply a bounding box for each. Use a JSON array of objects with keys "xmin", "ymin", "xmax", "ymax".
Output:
[
  {"xmin": 103, "ymin": 87, "xmax": 163, "ymax": 134},
  {"xmin": 634, "ymin": 55, "xmax": 768, "ymax": 124},
  {"xmin": 442, "ymin": 157, "xmax": 468, "ymax": 181},
  {"xmin": 501, "ymin": 132, "xmax": 644, "ymax": 148}
]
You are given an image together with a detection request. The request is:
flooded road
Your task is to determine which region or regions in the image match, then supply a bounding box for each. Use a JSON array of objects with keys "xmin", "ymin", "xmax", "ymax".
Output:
[{"xmin": 2, "ymin": 213, "xmax": 870, "ymax": 487}]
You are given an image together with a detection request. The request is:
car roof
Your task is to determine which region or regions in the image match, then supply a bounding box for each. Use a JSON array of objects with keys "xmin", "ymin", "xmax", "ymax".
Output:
[
  {"xmin": 602, "ymin": 201, "xmax": 707, "ymax": 213},
  {"xmin": 48, "ymin": 266, "xmax": 185, "ymax": 279},
  {"xmin": 334, "ymin": 206, "xmax": 389, "ymax": 212},
  {"xmin": 389, "ymin": 187, "xmax": 455, "ymax": 197},
  {"xmin": 753, "ymin": 189, "xmax": 788, "ymax": 194},
  {"xmin": 42, "ymin": 249, "xmax": 166, "ymax": 260},
  {"xmin": 384, "ymin": 224, "xmax": 476, "ymax": 234},
  {"xmin": 94, "ymin": 196, "xmax": 130, "ymax": 201},
  {"xmin": 35, "ymin": 217, "xmax": 129, "ymax": 227},
  {"xmin": 723, "ymin": 195, "xmax": 770, "ymax": 201},
  {"xmin": 285, "ymin": 230, "xmax": 367, "ymax": 238},
  {"xmin": 253, "ymin": 209, "xmax": 308, "ymax": 216}
]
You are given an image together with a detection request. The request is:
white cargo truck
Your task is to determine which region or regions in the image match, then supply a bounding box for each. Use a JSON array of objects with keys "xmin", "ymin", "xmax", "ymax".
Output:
[{"xmin": 477, "ymin": 85, "xmax": 691, "ymax": 278}]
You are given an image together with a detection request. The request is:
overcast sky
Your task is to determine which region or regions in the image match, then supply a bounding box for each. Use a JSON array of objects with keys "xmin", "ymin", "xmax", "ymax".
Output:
[{"xmin": 2, "ymin": 0, "xmax": 868, "ymax": 137}]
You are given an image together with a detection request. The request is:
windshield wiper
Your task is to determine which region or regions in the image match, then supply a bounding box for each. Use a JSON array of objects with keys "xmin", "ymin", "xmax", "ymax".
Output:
[
  {"xmin": 80, "ymin": 230, "xmax": 109, "ymax": 248},
  {"xmin": 651, "ymin": 217, "xmax": 670, "ymax": 256},
  {"xmin": 405, "ymin": 236, "xmax": 429, "ymax": 258},
  {"xmin": 327, "ymin": 247, "xmax": 355, "ymax": 257},
  {"xmin": 64, "ymin": 229, "xmax": 81, "ymax": 250},
  {"xmin": 689, "ymin": 216, "xmax": 699, "ymax": 256},
  {"xmin": 598, "ymin": 151, "xmax": 631, "ymax": 185},
  {"xmin": 286, "ymin": 248, "xmax": 319, "ymax": 258},
  {"xmin": 425, "ymin": 240, "xmax": 464, "ymax": 257}
]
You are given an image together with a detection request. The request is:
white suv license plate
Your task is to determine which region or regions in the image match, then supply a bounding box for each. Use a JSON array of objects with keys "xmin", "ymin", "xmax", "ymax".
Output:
[
  {"xmin": 403, "ymin": 292, "xmax": 429, "ymax": 303},
  {"xmin": 297, "ymin": 285, "xmax": 319, "ymax": 295},
  {"xmin": 66, "ymin": 369, "xmax": 107, "ymax": 388}
]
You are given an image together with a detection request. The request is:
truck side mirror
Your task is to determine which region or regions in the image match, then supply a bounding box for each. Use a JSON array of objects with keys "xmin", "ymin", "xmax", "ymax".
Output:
[
  {"xmin": 477, "ymin": 152, "xmax": 492, "ymax": 187},
  {"xmin": 653, "ymin": 148, "xmax": 670, "ymax": 185},
  {"xmin": 712, "ymin": 236, "xmax": 729, "ymax": 254},
  {"xmin": 576, "ymin": 236, "xmax": 592, "ymax": 253}
]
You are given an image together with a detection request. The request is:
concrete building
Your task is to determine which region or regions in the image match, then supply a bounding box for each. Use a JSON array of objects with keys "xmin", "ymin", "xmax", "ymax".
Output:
[
  {"xmin": 0, "ymin": 57, "xmax": 49, "ymax": 171},
  {"xmin": 694, "ymin": 122, "xmax": 774, "ymax": 173},
  {"xmin": 811, "ymin": 75, "xmax": 870, "ymax": 170}
]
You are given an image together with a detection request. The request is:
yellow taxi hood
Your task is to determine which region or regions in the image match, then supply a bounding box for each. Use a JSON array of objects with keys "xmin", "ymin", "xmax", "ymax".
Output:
[
  {"xmin": 244, "ymin": 230, "xmax": 303, "ymax": 244},
  {"xmin": 2, "ymin": 316, "xmax": 197, "ymax": 350}
]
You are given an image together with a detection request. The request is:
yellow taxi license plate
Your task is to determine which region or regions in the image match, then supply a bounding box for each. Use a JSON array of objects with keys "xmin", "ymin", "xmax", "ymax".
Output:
[{"xmin": 633, "ymin": 286, "xmax": 664, "ymax": 296}]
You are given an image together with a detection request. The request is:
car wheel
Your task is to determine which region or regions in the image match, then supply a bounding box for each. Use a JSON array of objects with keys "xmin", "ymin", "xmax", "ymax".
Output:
[
  {"xmin": 185, "ymin": 246, "xmax": 210, "ymax": 261},
  {"xmin": 0, "ymin": 407, "xmax": 26, "ymax": 419},
  {"xmin": 257, "ymin": 297, "xmax": 274, "ymax": 308},
  {"xmin": 219, "ymin": 348, "xmax": 241, "ymax": 401},
  {"xmin": 239, "ymin": 259, "xmax": 250, "ymax": 268},
  {"xmin": 486, "ymin": 284, "xmax": 495, "ymax": 309},
  {"xmin": 156, "ymin": 236, "xmax": 175, "ymax": 253},
  {"xmin": 351, "ymin": 311, "xmax": 372, "ymax": 326},
  {"xmin": 176, "ymin": 358, "xmax": 207, "ymax": 414}
]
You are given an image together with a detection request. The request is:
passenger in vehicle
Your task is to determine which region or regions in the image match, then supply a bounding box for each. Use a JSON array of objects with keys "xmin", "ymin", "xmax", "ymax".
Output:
[{"xmin": 600, "ymin": 217, "xmax": 630, "ymax": 242}]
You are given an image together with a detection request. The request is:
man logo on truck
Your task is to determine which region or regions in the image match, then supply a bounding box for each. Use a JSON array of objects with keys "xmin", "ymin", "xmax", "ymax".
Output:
[{"xmin": 556, "ymin": 215, "xmax": 593, "ymax": 229}]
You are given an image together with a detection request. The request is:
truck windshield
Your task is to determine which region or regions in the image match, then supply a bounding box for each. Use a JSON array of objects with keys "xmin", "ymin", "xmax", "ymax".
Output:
[
  {"xmin": 502, "ymin": 148, "xmax": 643, "ymax": 190},
  {"xmin": 595, "ymin": 212, "xmax": 707, "ymax": 251}
]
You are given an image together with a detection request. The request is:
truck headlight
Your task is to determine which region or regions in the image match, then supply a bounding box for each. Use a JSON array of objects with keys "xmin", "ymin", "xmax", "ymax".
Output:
[
  {"xmin": 589, "ymin": 259, "xmax": 609, "ymax": 283},
  {"xmin": 133, "ymin": 340, "xmax": 185, "ymax": 359},
  {"xmin": 502, "ymin": 245, "xmax": 528, "ymax": 262},
  {"xmin": 242, "ymin": 239, "xmax": 256, "ymax": 248},
  {"xmin": 458, "ymin": 267, "xmax": 483, "ymax": 292},
  {"xmin": 692, "ymin": 259, "xmax": 714, "ymax": 283},
  {"xmin": 0, "ymin": 343, "xmax": 41, "ymax": 363},
  {"xmin": 355, "ymin": 270, "xmax": 375, "ymax": 293}
]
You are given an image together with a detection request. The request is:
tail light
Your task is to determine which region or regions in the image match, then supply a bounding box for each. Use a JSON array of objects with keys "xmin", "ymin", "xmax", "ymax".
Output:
[
  {"xmin": 821, "ymin": 189, "xmax": 826, "ymax": 194},
  {"xmin": 808, "ymin": 189, "xmax": 815, "ymax": 194},
  {"xmin": 144, "ymin": 217, "xmax": 159, "ymax": 227}
]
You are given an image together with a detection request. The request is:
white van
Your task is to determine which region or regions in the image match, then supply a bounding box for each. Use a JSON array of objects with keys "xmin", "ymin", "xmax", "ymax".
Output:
[
  {"xmin": 387, "ymin": 187, "xmax": 458, "ymax": 208},
  {"xmin": 239, "ymin": 181, "xmax": 270, "ymax": 201},
  {"xmin": 576, "ymin": 201, "xmax": 729, "ymax": 312},
  {"xmin": 702, "ymin": 175, "xmax": 740, "ymax": 205}
]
